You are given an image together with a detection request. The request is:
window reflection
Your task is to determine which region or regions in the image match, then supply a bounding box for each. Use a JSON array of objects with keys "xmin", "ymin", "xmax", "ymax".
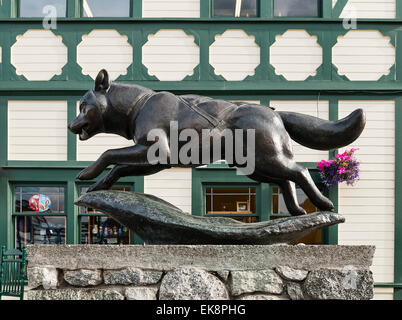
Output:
[
  {"xmin": 15, "ymin": 216, "xmax": 66, "ymax": 250},
  {"xmin": 82, "ymin": 0, "xmax": 130, "ymax": 17},
  {"xmin": 213, "ymin": 0, "xmax": 257, "ymax": 17},
  {"xmin": 19, "ymin": 0, "xmax": 66, "ymax": 18},
  {"xmin": 274, "ymin": 0, "xmax": 319, "ymax": 17}
]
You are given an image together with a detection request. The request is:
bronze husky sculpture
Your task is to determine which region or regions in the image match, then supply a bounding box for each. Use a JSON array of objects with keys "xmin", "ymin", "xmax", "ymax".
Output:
[{"xmin": 69, "ymin": 70, "xmax": 366, "ymax": 216}]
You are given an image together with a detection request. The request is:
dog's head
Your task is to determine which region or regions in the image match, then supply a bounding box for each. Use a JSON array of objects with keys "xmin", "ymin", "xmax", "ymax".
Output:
[{"xmin": 68, "ymin": 69, "xmax": 111, "ymax": 140}]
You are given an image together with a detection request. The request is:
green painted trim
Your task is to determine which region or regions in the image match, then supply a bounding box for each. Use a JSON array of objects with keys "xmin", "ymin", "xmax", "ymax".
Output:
[
  {"xmin": 324, "ymin": 97, "xmax": 339, "ymax": 245},
  {"xmin": 67, "ymin": 99, "xmax": 77, "ymax": 161},
  {"xmin": 322, "ymin": 0, "xmax": 333, "ymax": 19},
  {"xmin": 394, "ymin": 97, "xmax": 402, "ymax": 300},
  {"xmin": 332, "ymin": 0, "xmax": 348, "ymax": 19},
  {"xmin": 0, "ymin": 96, "xmax": 7, "ymax": 166},
  {"xmin": 375, "ymin": 283, "xmax": 402, "ymax": 289},
  {"xmin": 200, "ymin": 0, "xmax": 211, "ymax": 18},
  {"xmin": 132, "ymin": 0, "xmax": 142, "ymax": 19}
]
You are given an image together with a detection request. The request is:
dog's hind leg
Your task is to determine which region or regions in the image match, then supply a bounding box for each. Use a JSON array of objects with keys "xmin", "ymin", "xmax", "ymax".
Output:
[
  {"xmin": 255, "ymin": 157, "xmax": 334, "ymax": 212},
  {"xmin": 87, "ymin": 164, "xmax": 169, "ymax": 192},
  {"xmin": 248, "ymin": 172, "xmax": 306, "ymax": 216}
]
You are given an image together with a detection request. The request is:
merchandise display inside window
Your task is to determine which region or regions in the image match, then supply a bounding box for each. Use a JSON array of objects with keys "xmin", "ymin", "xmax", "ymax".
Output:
[
  {"xmin": 206, "ymin": 187, "xmax": 257, "ymax": 223},
  {"xmin": 274, "ymin": 0, "xmax": 320, "ymax": 17},
  {"xmin": 80, "ymin": 216, "xmax": 131, "ymax": 245},
  {"xmin": 15, "ymin": 216, "xmax": 66, "ymax": 250},
  {"xmin": 213, "ymin": 0, "xmax": 258, "ymax": 17},
  {"xmin": 272, "ymin": 187, "xmax": 322, "ymax": 244},
  {"xmin": 79, "ymin": 186, "xmax": 132, "ymax": 244},
  {"xmin": 82, "ymin": 0, "xmax": 131, "ymax": 17},
  {"xmin": 19, "ymin": 0, "xmax": 67, "ymax": 17}
]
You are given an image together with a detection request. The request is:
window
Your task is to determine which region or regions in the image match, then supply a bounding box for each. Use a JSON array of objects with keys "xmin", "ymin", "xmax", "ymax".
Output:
[
  {"xmin": 274, "ymin": 0, "xmax": 320, "ymax": 17},
  {"xmin": 19, "ymin": 0, "xmax": 67, "ymax": 17},
  {"xmin": 79, "ymin": 186, "xmax": 132, "ymax": 244},
  {"xmin": 213, "ymin": 0, "xmax": 258, "ymax": 17},
  {"xmin": 14, "ymin": 186, "xmax": 66, "ymax": 250},
  {"xmin": 272, "ymin": 187, "xmax": 322, "ymax": 244},
  {"xmin": 206, "ymin": 187, "xmax": 257, "ymax": 223},
  {"xmin": 82, "ymin": 0, "xmax": 131, "ymax": 17}
]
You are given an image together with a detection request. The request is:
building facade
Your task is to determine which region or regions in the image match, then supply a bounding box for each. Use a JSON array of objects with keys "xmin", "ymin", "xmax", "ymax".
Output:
[{"xmin": 0, "ymin": 0, "xmax": 400, "ymax": 300}]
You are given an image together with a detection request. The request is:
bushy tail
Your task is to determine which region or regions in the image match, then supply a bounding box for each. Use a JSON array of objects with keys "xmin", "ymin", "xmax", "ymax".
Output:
[{"xmin": 277, "ymin": 109, "xmax": 366, "ymax": 151}]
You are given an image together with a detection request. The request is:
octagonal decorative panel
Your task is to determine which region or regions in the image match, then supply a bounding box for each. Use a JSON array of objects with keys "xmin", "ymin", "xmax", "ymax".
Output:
[
  {"xmin": 77, "ymin": 29, "xmax": 133, "ymax": 81},
  {"xmin": 332, "ymin": 30, "xmax": 395, "ymax": 81},
  {"xmin": 11, "ymin": 30, "xmax": 67, "ymax": 81},
  {"xmin": 270, "ymin": 30, "xmax": 322, "ymax": 81},
  {"xmin": 209, "ymin": 29, "xmax": 260, "ymax": 81},
  {"xmin": 142, "ymin": 29, "xmax": 199, "ymax": 81}
]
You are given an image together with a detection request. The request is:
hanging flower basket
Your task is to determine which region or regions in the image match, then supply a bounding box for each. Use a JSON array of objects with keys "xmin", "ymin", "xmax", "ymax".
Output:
[{"xmin": 317, "ymin": 148, "xmax": 360, "ymax": 189}]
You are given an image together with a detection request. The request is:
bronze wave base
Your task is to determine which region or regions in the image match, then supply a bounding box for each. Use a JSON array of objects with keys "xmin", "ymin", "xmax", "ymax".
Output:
[{"xmin": 75, "ymin": 190, "xmax": 345, "ymax": 245}]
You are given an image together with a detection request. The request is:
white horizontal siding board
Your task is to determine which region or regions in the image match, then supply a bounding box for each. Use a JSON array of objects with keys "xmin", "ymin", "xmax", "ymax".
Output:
[
  {"xmin": 338, "ymin": 100, "xmax": 395, "ymax": 286},
  {"xmin": 340, "ymin": 0, "xmax": 396, "ymax": 19},
  {"xmin": 210, "ymin": 29, "xmax": 260, "ymax": 81},
  {"xmin": 270, "ymin": 30, "xmax": 322, "ymax": 81},
  {"xmin": 10, "ymin": 30, "xmax": 67, "ymax": 81},
  {"xmin": 144, "ymin": 168, "xmax": 192, "ymax": 212},
  {"xmin": 75, "ymin": 103, "xmax": 133, "ymax": 161},
  {"xmin": 77, "ymin": 29, "xmax": 133, "ymax": 81},
  {"xmin": 142, "ymin": 0, "xmax": 200, "ymax": 18},
  {"xmin": 142, "ymin": 29, "xmax": 199, "ymax": 81},
  {"xmin": 8, "ymin": 101, "xmax": 68, "ymax": 161},
  {"xmin": 373, "ymin": 288, "xmax": 394, "ymax": 300},
  {"xmin": 332, "ymin": 30, "xmax": 395, "ymax": 81},
  {"xmin": 270, "ymin": 101, "xmax": 329, "ymax": 162}
]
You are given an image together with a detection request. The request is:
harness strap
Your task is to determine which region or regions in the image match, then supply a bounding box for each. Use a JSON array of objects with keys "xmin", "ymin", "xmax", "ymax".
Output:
[{"xmin": 178, "ymin": 96, "xmax": 220, "ymax": 128}]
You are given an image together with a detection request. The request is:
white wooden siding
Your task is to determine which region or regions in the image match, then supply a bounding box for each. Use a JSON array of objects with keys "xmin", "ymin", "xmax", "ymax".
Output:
[
  {"xmin": 209, "ymin": 29, "xmax": 260, "ymax": 81},
  {"xmin": 77, "ymin": 29, "xmax": 133, "ymax": 81},
  {"xmin": 332, "ymin": 30, "xmax": 395, "ymax": 81},
  {"xmin": 144, "ymin": 168, "xmax": 192, "ymax": 213},
  {"xmin": 11, "ymin": 30, "xmax": 67, "ymax": 81},
  {"xmin": 8, "ymin": 101, "xmax": 68, "ymax": 161},
  {"xmin": 142, "ymin": 0, "xmax": 200, "ymax": 18},
  {"xmin": 373, "ymin": 287, "xmax": 394, "ymax": 300},
  {"xmin": 142, "ymin": 29, "xmax": 199, "ymax": 81},
  {"xmin": 338, "ymin": 100, "xmax": 395, "ymax": 298},
  {"xmin": 75, "ymin": 103, "xmax": 133, "ymax": 161},
  {"xmin": 270, "ymin": 30, "xmax": 322, "ymax": 81},
  {"xmin": 269, "ymin": 101, "xmax": 329, "ymax": 162},
  {"xmin": 340, "ymin": 0, "xmax": 396, "ymax": 19}
]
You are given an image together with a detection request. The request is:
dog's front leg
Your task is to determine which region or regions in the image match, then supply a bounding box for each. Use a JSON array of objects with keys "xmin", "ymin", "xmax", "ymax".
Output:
[{"xmin": 77, "ymin": 144, "xmax": 150, "ymax": 180}]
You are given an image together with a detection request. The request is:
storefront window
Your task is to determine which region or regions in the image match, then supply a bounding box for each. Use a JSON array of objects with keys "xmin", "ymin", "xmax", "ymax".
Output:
[
  {"xmin": 79, "ymin": 186, "xmax": 132, "ymax": 244},
  {"xmin": 206, "ymin": 187, "xmax": 257, "ymax": 223},
  {"xmin": 272, "ymin": 187, "xmax": 322, "ymax": 244},
  {"xmin": 213, "ymin": 0, "xmax": 258, "ymax": 18},
  {"xmin": 274, "ymin": 0, "xmax": 320, "ymax": 17},
  {"xmin": 82, "ymin": 0, "xmax": 131, "ymax": 17},
  {"xmin": 19, "ymin": 0, "xmax": 67, "ymax": 17},
  {"xmin": 13, "ymin": 186, "xmax": 66, "ymax": 250},
  {"xmin": 15, "ymin": 216, "xmax": 66, "ymax": 249}
]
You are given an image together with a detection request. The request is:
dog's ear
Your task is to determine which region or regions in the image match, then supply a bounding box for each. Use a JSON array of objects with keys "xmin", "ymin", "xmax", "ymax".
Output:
[{"xmin": 94, "ymin": 69, "xmax": 111, "ymax": 93}]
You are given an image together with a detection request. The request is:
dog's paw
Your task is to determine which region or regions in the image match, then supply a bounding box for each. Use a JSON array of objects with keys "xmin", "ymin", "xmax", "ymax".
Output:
[{"xmin": 76, "ymin": 168, "xmax": 94, "ymax": 180}]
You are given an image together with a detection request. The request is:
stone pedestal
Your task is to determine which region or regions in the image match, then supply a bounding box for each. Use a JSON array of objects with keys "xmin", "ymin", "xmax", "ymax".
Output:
[{"xmin": 26, "ymin": 244, "xmax": 375, "ymax": 300}]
